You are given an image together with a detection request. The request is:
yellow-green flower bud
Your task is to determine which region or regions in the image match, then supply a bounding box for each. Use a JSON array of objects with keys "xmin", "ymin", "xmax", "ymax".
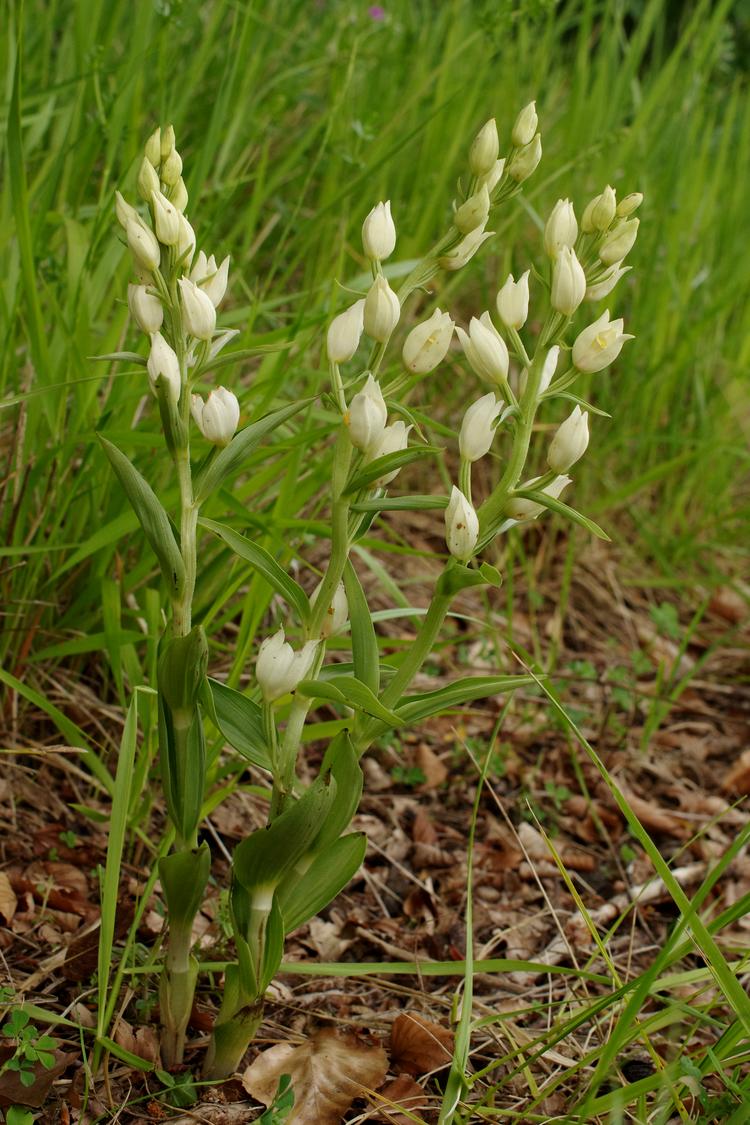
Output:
[
  {"xmin": 456, "ymin": 313, "xmax": 509, "ymax": 387},
  {"xmin": 454, "ymin": 184, "xmax": 491, "ymax": 235},
  {"xmin": 137, "ymin": 158, "xmax": 160, "ymax": 202},
  {"xmin": 144, "ymin": 128, "xmax": 161, "ymax": 168},
  {"xmin": 459, "ymin": 392, "xmax": 502, "ymax": 462},
  {"xmin": 544, "ymin": 199, "xmax": 578, "ymax": 258},
  {"xmin": 469, "ymin": 118, "xmax": 500, "ymax": 178},
  {"xmin": 362, "ymin": 201, "xmax": 396, "ymax": 261},
  {"xmin": 590, "ymin": 184, "xmax": 617, "ymax": 231},
  {"xmin": 176, "ymin": 213, "xmax": 196, "ymax": 269},
  {"xmin": 401, "ymin": 308, "xmax": 454, "ymax": 373},
  {"xmin": 327, "ymin": 299, "xmax": 365, "ymax": 364},
  {"xmin": 509, "ymin": 133, "xmax": 542, "ymax": 183},
  {"xmin": 127, "ymin": 283, "xmax": 163, "ymax": 334},
  {"xmin": 200, "ymin": 255, "xmax": 230, "ymax": 307},
  {"xmin": 161, "ymin": 147, "xmax": 183, "ymax": 186},
  {"xmin": 115, "ymin": 190, "xmax": 138, "ymax": 230},
  {"xmin": 616, "ymin": 192, "xmax": 643, "ymax": 218},
  {"xmin": 572, "ymin": 311, "xmax": 633, "ymax": 373},
  {"xmin": 171, "ymin": 177, "xmax": 189, "ymax": 212},
  {"xmin": 438, "ymin": 221, "xmax": 493, "ymax": 270},
  {"xmin": 178, "ymin": 277, "xmax": 216, "ymax": 340},
  {"xmin": 311, "ymin": 580, "xmax": 349, "ymax": 639},
  {"xmin": 551, "ymin": 246, "xmax": 586, "ymax": 315},
  {"xmin": 347, "ymin": 374, "xmax": 387, "ymax": 452},
  {"xmin": 126, "ymin": 217, "xmax": 160, "ymax": 272},
  {"xmin": 496, "ymin": 270, "xmax": 530, "ymax": 330},
  {"xmin": 445, "ymin": 486, "xmax": 479, "ymax": 562},
  {"xmin": 160, "ymin": 124, "xmax": 175, "ymax": 160},
  {"xmin": 547, "ymin": 405, "xmax": 590, "ymax": 472},
  {"xmin": 479, "ymin": 158, "xmax": 505, "ymax": 194},
  {"xmin": 599, "ymin": 218, "xmax": 639, "ymax": 265},
  {"xmin": 512, "ymin": 101, "xmax": 538, "ymax": 147},
  {"xmin": 147, "ymin": 332, "xmax": 181, "ymax": 403},
  {"xmin": 363, "ymin": 275, "xmax": 400, "ymax": 342},
  {"xmin": 151, "ymin": 189, "xmax": 180, "ymax": 246},
  {"xmin": 585, "ymin": 262, "xmax": 630, "ymax": 301}
]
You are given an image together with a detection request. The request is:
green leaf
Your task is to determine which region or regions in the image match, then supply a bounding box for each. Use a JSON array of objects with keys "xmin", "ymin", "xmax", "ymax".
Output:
[
  {"xmin": 510, "ymin": 490, "xmax": 611, "ymax": 540},
  {"xmin": 344, "ymin": 560, "xmax": 380, "ymax": 693},
  {"xmin": 545, "ymin": 391, "xmax": 611, "ymax": 417},
  {"xmin": 436, "ymin": 559, "xmax": 501, "ymax": 596},
  {"xmin": 396, "ymin": 675, "xmax": 534, "ymax": 724},
  {"xmin": 316, "ymin": 732, "xmax": 363, "ymax": 849},
  {"xmin": 350, "ymin": 494, "xmax": 448, "ymax": 512},
  {"xmin": 96, "ymin": 1036, "xmax": 155, "ymax": 1071},
  {"xmin": 277, "ymin": 834, "xmax": 367, "ymax": 934},
  {"xmin": 200, "ymin": 519, "xmax": 310, "ymax": 624},
  {"xmin": 344, "ymin": 445, "xmax": 443, "ymax": 494},
  {"xmin": 259, "ymin": 897, "xmax": 285, "ymax": 992},
  {"xmin": 295, "ymin": 675, "xmax": 402, "ymax": 727},
  {"xmin": 92, "ymin": 350, "xmax": 147, "ymax": 366},
  {"xmin": 207, "ymin": 678, "xmax": 271, "ymax": 771},
  {"xmin": 195, "ymin": 399, "xmax": 311, "ymax": 501},
  {"xmin": 97, "ymin": 435, "xmax": 185, "ymax": 597},
  {"xmin": 159, "ymin": 844, "xmax": 211, "ymax": 930}
]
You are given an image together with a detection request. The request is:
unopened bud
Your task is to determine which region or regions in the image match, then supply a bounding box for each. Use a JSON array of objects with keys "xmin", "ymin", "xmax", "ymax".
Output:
[
  {"xmin": 599, "ymin": 218, "xmax": 639, "ymax": 265},
  {"xmin": 547, "ymin": 405, "xmax": 590, "ymax": 472},
  {"xmin": 496, "ymin": 270, "xmax": 530, "ymax": 330},
  {"xmin": 178, "ymin": 277, "xmax": 216, "ymax": 340},
  {"xmin": 171, "ymin": 177, "xmax": 189, "ymax": 212},
  {"xmin": 445, "ymin": 486, "xmax": 479, "ymax": 562},
  {"xmin": 585, "ymin": 262, "xmax": 630, "ymax": 301},
  {"xmin": 115, "ymin": 191, "xmax": 138, "ymax": 230},
  {"xmin": 161, "ymin": 147, "xmax": 182, "ymax": 186},
  {"xmin": 454, "ymin": 184, "xmax": 491, "ymax": 235},
  {"xmin": 616, "ymin": 192, "xmax": 643, "ymax": 218},
  {"xmin": 200, "ymin": 255, "xmax": 230, "ymax": 307},
  {"xmin": 509, "ymin": 133, "xmax": 542, "ymax": 183},
  {"xmin": 512, "ymin": 101, "xmax": 538, "ymax": 148},
  {"xmin": 506, "ymin": 474, "xmax": 571, "ymax": 520},
  {"xmin": 137, "ymin": 158, "xmax": 160, "ymax": 202},
  {"xmin": 479, "ymin": 158, "xmax": 505, "ymax": 194},
  {"xmin": 572, "ymin": 310, "xmax": 633, "ymax": 373},
  {"xmin": 191, "ymin": 387, "xmax": 240, "ymax": 446},
  {"xmin": 401, "ymin": 308, "xmax": 454, "ymax": 373},
  {"xmin": 176, "ymin": 213, "xmax": 196, "ymax": 269},
  {"xmin": 459, "ymin": 393, "xmax": 503, "ymax": 462},
  {"xmin": 362, "ymin": 201, "xmax": 396, "ymax": 261},
  {"xmin": 519, "ymin": 345, "xmax": 559, "ymax": 398},
  {"xmin": 160, "ymin": 125, "xmax": 175, "ymax": 160},
  {"xmin": 327, "ymin": 299, "xmax": 365, "ymax": 363},
  {"xmin": 544, "ymin": 199, "xmax": 577, "ymax": 258},
  {"xmin": 126, "ymin": 218, "xmax": 160, "ymax": 272},
  {"xmin": 127, "ymin": 283, "xmax": 163, "ymax": 334},
  {"xmin": 590, "ymin": 185, "xmax": 617, "ymax": 231},
  {"xmin": 469, "ymin": 118, "xmax": 500, "ymax": 177},
  {"xmin": 456, "ymin": 313, "xmax": 509, "ymax": 387},
  {"xmin": 144, "ymin": 128, "xmax": 161, "ymax": 167},
  {"xmin": 347, "ymin": 374, "xmax": 387, "ymax": 452},
  {"xmin": 551, "ymin": 246, "xmax": 586, "ymax": 315},
  {"xmin": 147, "ymin": 332, "xmax": 181, "ymax": 403},
  {"xmin": 256, "ymin": 629, "xmax": 318, "ymax": 703},
  {"xmin": 364, "ymin": 420, "xmax": 411, "ymax": 485},
  {"xmin": 363, "ymin": 275, "xmax": 400, "ymax": 342},
  {"xmin": 438, "ymin": 221, "xmax": 494, "ymax": 270},
  {"xmin": 311, "ymin": 581, "xmax": 349, "ymax": 638},
  {"xmin": 151, "ymin": 189, "xmax": 180, "ymax": 246}
]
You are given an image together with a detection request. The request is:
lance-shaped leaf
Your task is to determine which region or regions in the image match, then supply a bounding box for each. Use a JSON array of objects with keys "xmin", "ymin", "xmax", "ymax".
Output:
[
  {"xmin": 159, "ymin": 843, "xmax": 211, "ymax": 930},
  {"xmin": 509, "ymin": 490, "xmax": 611, "ymax": 540},
  {"xmin": 195, "ymin": 399, "xmax": 311, "ymax": 501},
  {"xmin": 200, "ymin": 519, "xmax": 310, "ymax": 625},
  {"xmin": 295, "ymin": 675, "xmax": 402, "ymax": 727},
  {"xmin": 395, "ymin": 674, "xmax": 536, "ymax": 724},
  {"xmin": 350, "ymin": 494, "xmax": 449, "ymax": 512},
  {"xmin": 277, "ymin": 834, "xmax": 367, "ymax": 934},
  {"xmin": 343, "ymin": 560, "xmax": 380, "ymax": 694},
  {"xmin": 92, "ymin": 350, "xmax": 148, "ymax": 367},
  {"xmin": 436, "ymin": 559, "xmax": 502, "ymax": 596},
  {"xmin": 316, "ymin": 732, "xmax": 363, "ymax": 849},
  {"xmin": 207, "ymin": 678, "xmax": 270, "ymax": 771},
  {"xmin": 98, "ymin": 434, "xmax": 185, "ymax": 598},
  {"xmin": 344, "ymin": 445, "xmax": 443, "ymax": 495}
]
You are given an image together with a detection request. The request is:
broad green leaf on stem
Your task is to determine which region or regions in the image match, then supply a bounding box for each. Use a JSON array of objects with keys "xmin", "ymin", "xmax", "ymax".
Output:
[
  {"xmin": 159, "ymin": 844, "xmax": 211, "ymax": 930},
  {"xmin": 295, "ymin": 675, "xmax": 402, "ymax": 727},
  {"xmin": 343, "ymin": 560, "xmax": 379, "ymax": 693},
  {"xmin": 92, "ymin": 351, "xmax": 148, "ymax": 366},
  {"xmin": 436, "ymin": 559, "xmax": 502, "ymax": 596},
  {"xmin": 195, "ymin": 399, "xmax": 311, "ymax": 501},
  {"xmin": 316, "ymin": 732, "xmax": 363, "ymax": 849},
  {"xmin": 207, "ymin": 678, "xmax": 271, "ymax": 771},
  {"xmin": 545, "ymin": 391, "xmax": 612, "ymax": 417},
  {"xmin": 97, "ymin": 435, "xmax": 185, "ymax": 598},
  {"xmin": 277, "ymin": 834, "xmax": 367, "ymax": 934},
  {"xmin": 350, "ymin": 494, "xmax": 449, "ymax": 512},
  {"xmin": 396, "ymin": 675, "xmax": 535, "ymax": 724},
  {"xmin": 344, "ymin": 445, "xmax": 443, "ymax": 495},
  {"xmin": 510, "ymin": 490, "xmax": 611, "ymax": 541},
  {"xmin": 200, "ymin": 519, "xmax": 310, "ymax": 625},
  {"xmin": 259, "ymin": 898, "xmax": 285, "ymax": 993}
]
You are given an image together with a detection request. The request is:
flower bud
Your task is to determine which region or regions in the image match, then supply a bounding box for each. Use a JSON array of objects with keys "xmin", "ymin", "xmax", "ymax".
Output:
[
  {"xmin": 547, "ymin": 406, "xmax": 590, "ymax": 472},
  {"xmin": 115, "ymin": 191, "xmax": 138, "ymax": 230},
  {"xmin": 190, "ymin": 386, "xmax": 240, "ymax": 446},
  {"xmin": 151, "ymin": 189, "xmax": 180, "ymax": 246},
  {"xmin": 365, "ymin": 420, "xmax": 411, "ymax": 485},
  {"xmin": 161, "ymin": 147, "xmax": 183, "ymax": 186},
  {"xmin": 496, "ymin": 270, "xmax": 530, "ymax": 329},
  {"xmin": 438, "ymin": 221, "xmax": 493, "ymax": 270},
  {"xmin": 401, "ymin": 308, "xmax": 454, "ymax": 373},
  {"xmin": 445, "ymin": 486, "xmax": 479, "ymax": 562},
  {"xmin": 599, "ymin": 218, "xmax": 639, "ymax": 265},
  {"xmin": 178, "ymin": 277, "xmax": 216, "ymax": 339},
  {"xmin": 572, "ymin": 310, "xmax": 633, "ymax": 373},
  {"xmin": 127, "ymin": 283, "xmax": 163, "ymax": 334},
  {"xmin": 509, "ymin": 133, "xmax": 542, "ymax": 183},
  {"xmin": 479, "ymin": 158, "xmax": 505, "ymax": 194},
  {"xmin": 469, "ymin": 118, "xmax": 500, "ymax": 177},
  {"xmin": 311, "ymin": 580, "xmax": 348, "ymax": 638},
  {"xmin": 147, "ymin": 332, "xmax": 181, "ymax": 403},
  {"xmin": 506, "ymin": 474, "xmax": 571, "ymax": 520},
  {"xmin": 590, "ymin": 185, "xmax": 617, "ymax": 231},
  {"xmin": 551, "ymin": 246, "xmax": 586, "ymax": 315},
  {"xmin": 176, "ymin": 213, "xmax": 196, "ymax": 269},
  {"xmin": 200, "ymin": 255, "xmax": 230, "ymax": 307},
  {"xmin": 171, "ymin": 177, "xmax": 189, "ymax": 212},
  {"xmin": 519, "ymin": 345, "xmax": 559, "ymax": 398},
  {"xmin": 161, "ymin": 124, "xmax": 176, "ymax": 160},
  {"xmin": 363, "ymin": 275, "xmax": 400, "ymax": 342},
  {"xmin": 362, "ymin": 201, "xmax": 396, "ymax": 261},
  {"xmin": 347, "ymin": 374, "xmax": 387, "ymax": 452},
  {"xmin": 585, "ymin": 262, "xmax": 630, "ymax": 302},
  {"xmin": 137, "ymin": 158, "xmax": 160, "ymax": 202},
  {"xmin": 616, "ymin": 192, "xmax": 643, "ymax": 218},
  {"xmin": 456, "ymin": 313, "xmax": 509, "ymax": 387},
  {"xmin": 145, "ymin": 128, "xmax": 161, "ymax": 167},
  {"xmin": 454, "ymin": 184, "xmax": 490, "ymax": 235},
  {"xmin": 544, "ymin": 199, "xmax": 578, "ymax": 258},
  {"xmin": 459, "ymin": 392, "xmax": 503, "ymax": 462},
  {"xmin": 327, "ymin": 299, "xmax": 365, "ymax": 364},
  {"xmin": 256, "ymin": 628, "xmax": 318, "ymax": 703},
  {"xmin": 512, "ymin": 101, "xmax": 538, "ymax": 147},
  {"xmin": 126, "ymin": 218, "xmax": 160, "ymax": 272}
]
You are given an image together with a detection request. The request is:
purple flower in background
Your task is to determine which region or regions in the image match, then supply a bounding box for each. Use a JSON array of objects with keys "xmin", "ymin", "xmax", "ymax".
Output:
[{"xmin": 368, "ymin": 5, "xmax": 386, "ymax": 19}]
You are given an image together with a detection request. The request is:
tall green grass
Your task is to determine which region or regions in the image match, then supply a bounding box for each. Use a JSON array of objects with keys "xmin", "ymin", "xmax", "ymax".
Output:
[{"xmin": 3, "ymin": 1, "xmax": 746, "ymax": 727}]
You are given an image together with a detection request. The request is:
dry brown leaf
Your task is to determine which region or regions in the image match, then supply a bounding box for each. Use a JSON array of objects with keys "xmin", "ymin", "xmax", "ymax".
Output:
[
  {"xmin": 415, "ymin": 743, "xmax": 448, "ymax": 789},
  {"xmin": 722, "ymin": 749, "xmax": 750, "ymax": 796},
  {"xmin": 376, "ymin": 1074, "xmax": 429, "ymax": 1123},
  {"xmin": 0, "ymin": 1049, "xmax": 72, "ymax": 1108},
  {"xmin": 390, "ymin": 1012, "xmax": 453, "ymax": 1076},
  {"xmin": 114, "ymin": 1018, "xmax": 160, "ymax": 1064},
  {"xmin": 0, "ymin": 872, "xmax": 17, "ymax": 924},
  {"xmin": 242, "ymin": 1028, "xmax": 388, "ymax": 1124},
  {"xmin": 619, "ymin": 790, "xmax": 690, "ymax": 839}
]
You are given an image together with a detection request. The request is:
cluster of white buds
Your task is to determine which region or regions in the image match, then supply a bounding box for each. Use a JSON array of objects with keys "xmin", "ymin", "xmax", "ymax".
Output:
[
  {"xmin": 116, "ymin": 126, "xmax": 239, "ymax": 446},
  {"xmin": 508, "ymin": 101, "xmax": 542, "ymax": 183},
  {"xmin": 256, "ymin": 629, "xmax": 318, "ymax": 703}
]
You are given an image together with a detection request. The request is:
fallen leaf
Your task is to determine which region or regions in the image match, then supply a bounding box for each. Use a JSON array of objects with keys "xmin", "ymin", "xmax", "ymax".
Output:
[
  {"xmin": 619, "ymin": 790, "xmax": 690, "ymax": 839},
  {"xmin": 722, "ymin": 749, "xmax": 750, "ymax": 797},
  {"xmin": 376, "ymin": 1074, "xmax": 429, "ymax": 1123},
  {"xmin": 0, "ymin": 1049, "xmax": 72, "ymax": 1109},
  {"xmin": 415, "ymin": 744, "xmax": 448, "ymax": 789},
  {"xmin": 243, "ymin": 1028, "xmax": 388, "ymax": 1124},
  {"xmin": 0, "ymin": 872, "xmax": 17, "ymax": 924},
  {"xmin": 114, "ymin": 1018, "xmax": 160, "ymax": 1064},
  {"xmin": 390, "ymin": 1012, "xmax": 453, "ymax": 1076}
]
